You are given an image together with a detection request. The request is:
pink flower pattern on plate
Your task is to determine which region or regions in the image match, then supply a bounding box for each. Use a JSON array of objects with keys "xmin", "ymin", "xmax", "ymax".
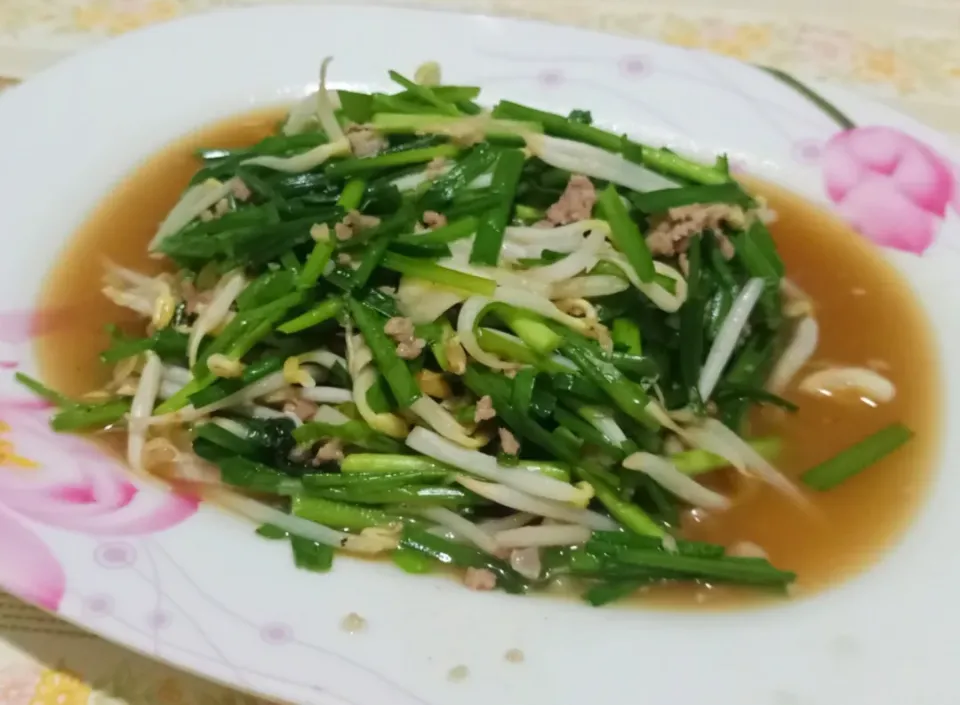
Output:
[
  {"xmin": 766, "ymin": 67, "xmax": 958, "ymax": 254},
  {"xmin": 0, "ymin": 311, "xmax": 198, "ymax": 612},
  {"xmin": 821, "ymin": 126, "xmax": 957, "ymax": 254}
]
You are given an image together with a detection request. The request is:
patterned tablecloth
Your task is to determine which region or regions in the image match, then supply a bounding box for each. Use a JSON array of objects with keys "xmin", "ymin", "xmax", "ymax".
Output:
[{"xmin": 1, "ymin": 1, "xmax": 958, "ymax": 703}]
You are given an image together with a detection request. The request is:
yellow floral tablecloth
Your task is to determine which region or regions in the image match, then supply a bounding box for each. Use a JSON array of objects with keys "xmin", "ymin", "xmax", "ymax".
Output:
[{"xmin": 1, "ymin": 0, "xmax": 959, "ymax": 703}]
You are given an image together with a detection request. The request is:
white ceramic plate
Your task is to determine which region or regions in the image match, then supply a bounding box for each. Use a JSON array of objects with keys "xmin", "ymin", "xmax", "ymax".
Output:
[{"xmin": 0, "ymin": 5, "xmax": 958, "ymax": 704}]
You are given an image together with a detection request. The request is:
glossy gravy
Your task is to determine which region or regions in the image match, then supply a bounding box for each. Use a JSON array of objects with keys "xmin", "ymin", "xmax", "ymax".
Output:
[{"xmin": 34, "ymin": 111, "xmax": 940, "ymax": 609}]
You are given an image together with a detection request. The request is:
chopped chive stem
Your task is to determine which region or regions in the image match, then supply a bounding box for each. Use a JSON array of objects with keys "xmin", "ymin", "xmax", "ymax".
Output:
[
  {"xmin": 340, "ymin": 454, "xmax": 454, "ymax": 474},
  {"xmin": 325, "ymin": 144, "xmax": 460, "ymax": 178},
  {"xmin": 420, "ymin": 145, "xmax": 498, "ymax": 209},
  {"xmin": 672, "ymin": 436, "xmax": 781, "ymax": 476},
  {"xmin": 492, "ymin": 100, "xmax": 727, "ymax": 184},
  {"xmin": 579, "ymin": 467, "xmax": 664, "ymax": 537},
  {"xmin": 583, "ymin": 579, "xmax": 648, "ymax": 607},
  {"xmin": 337, "ymin": 235, "xmax": 392, "ymax": 291},
  {"xmin": 297, "ymin": 239, "xmax": 336, "ymax": 290},
  {"xmin": 278, "ymin": 298, "xmax": 343, "ymax": 334},
  {"xmin": 801, "ymin": 423, "xmax": 913, "ymax": 491},
  {"xmin": 400, "ymin": 526, "xmax": 529, "ymax": 594},
  {"xmin": 371, "ymin": 112, "xmax": 541, "ymax": 138},
  {"xmin": 560, "ymin": 337, "xmax": 656, "ymax": 429},
  {"xmin": 50, "ymin": 399, "xmax": 130, "ymax": 432},
  {"xmin": 498, "ymin": 308, "xmax": 562, "ymax": 355},
  {"xmin": 293, "ymin": 418, "xmax": 403, "ymax": 453},
  {"xmin": 475, "ymin": 328, "xmax": 566, "ymax": 372},
  {"xmin": 15, "ymin": 372, "xmax": 74, "ymax": 407},
  {"xmin": 492, "ymin": 100, "xmax": 621, "ymax": 151},
  {"xmin": 292, "ymin": 495, "xmax": 402, "ymax": 531},
  {"xmin": 380, "ymin": 252, "xmax": 496, "ymax": 295},
  {"xmin": 597, "ymin": 184, "xmax": 655, "ymax": 283},
  {"xmin": 302, "ymin": 469, "xmax": 450, "ymax": 487},
  {"xmin": 387, "ymin": 71, "xmax": 461, "ymax": 116},
  {"xmin": 635, "ymin": 148, "xmax": 729, "ymax": 185},
  {"xmin": 346, "ymin": 298, "xmax": 422, "ymax": 407},
  {"xmin": 392, "ymin": 547, "xmax": 436, "ymax": 573},
  {"xmin": 611, "ymin": 318, "xmax": 642, "ymax": 355},
  {"xmin": 394, "ymin": 216, "xmax": 478, "ymax": 248},
  {"xmin": 629, "ymin": 183, "xmax": 753, "ymax": 213},
  {"xmin": 469, "ymin": 149, "xmax": 526, "ymax": 265},
  {"xmin": 337, "ymin": 178, "xmax": 367, "ymax": 210},
  {"xmin": 599, "ymin": 547, "xmax": 795, "ymax": 586}
]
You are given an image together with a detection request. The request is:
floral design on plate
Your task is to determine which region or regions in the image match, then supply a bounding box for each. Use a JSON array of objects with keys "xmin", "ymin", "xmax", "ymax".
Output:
[
  {"xmin": 0, "ymin": 310, "xmax": 198, "ymax": 610},
  {"xmin": 764, "ymin": 67, "xmax": 960, "ymax": 254}
]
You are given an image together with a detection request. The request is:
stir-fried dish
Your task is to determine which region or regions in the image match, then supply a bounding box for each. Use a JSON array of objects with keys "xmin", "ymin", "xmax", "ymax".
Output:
[{"xmin": 22, "ymin": 61, "xmax": 926, "ymax": 606}]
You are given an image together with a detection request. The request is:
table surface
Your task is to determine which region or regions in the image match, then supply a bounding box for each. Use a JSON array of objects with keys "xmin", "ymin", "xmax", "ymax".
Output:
[{"xmin": 1, "ymin": 1, "xmax": 958, "ymax": 703}]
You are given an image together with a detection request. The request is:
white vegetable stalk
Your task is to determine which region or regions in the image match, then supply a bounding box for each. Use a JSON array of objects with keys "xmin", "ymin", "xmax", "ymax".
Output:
[
  {"xmin": 505, "ymin": 220, "xmax": 608, "ymax": 245},
  {"xmin": 683, "ymin": 418, "xmax": 807, "ymax": 504},
  {"xmin": 510, "ymin": 547, "xmax": 542, "ymax": 579},
  {"xmin": 420, "ymin": 507, "xmax": 499, "ymax": 554},
  {"xmin": 780, "ymin": 278, "xmax": 812, "ymax": 318},
  {"xmin": 151, "ymin": 445, "xmax": 222, "ymax": 485},
  {"xmin": 525, "ymin": 228, "xmax": 606, "ymax": 284},
  {"xmin": 645, "ymin": 400, "xmax": 686, "ymax": 435},
  {"xmin": 599, "ymin": 251, "xmax": 687, "ymax": 312},
  {"xmin": 500, "ymin": 228, "xmax": 587, "ymax": 262},
  {"xmin": 312, "ymin": 404, "xmax": 352, "ymax": 425},
  {"xmin": 162, "ymin": 365, "xmax": 192, "ymax": 386},
  {"xmin": 128, "ymin": 352, "xmax": 163, "ymax": 475},
  {"xmin": 391, "ymin": 164, "xmax": 452, "ymax": 192},
  {"xmin": 398, "ymin": 277, "xmax": 466, "ymax": 324},
  {"xmin": 407, "ymin": 427, "xmax": 591, "ymax": 504},
  {"xmin": 550, "ymin": 275, "xmax": 629, "ymax": 300},
  {"xmin": 457, "ymin": 296, "xmax": 523, "ymax": 371},
  {"xmin": 158, "ymin": 379, "xmax": 182, "ymax": 400},
  {"xmin": 101, "ymin": 289, "xmax": 152, "ymax": 317},
  {"xmin": 390, "ymin": 169, "xmax": 430, "ymax": 192},
  {"xmin": 346, "ymin": 331, "xmax": 408, "ymax": 438},
  {"xmin": 282, "ymin": 411, "xmax": 304, "ymax": 428},
  {"xmin": 283, "ymin": 90, "xmax": 319, "ymax": 135},
  {"xmin": 457, "ymin": 476, "xmax": 618, "ymax": 530},
  {"xmin": 549, "ymin": 353, "xmax": 579, "ymax": 371},
  {"xmin": 187, "ymin": 270, "xmax": 246, "ymax": 367},
  {"xmin": 102, "ymin": 266, "xmax": 177, "ymax": 326},
  {"xmin": 500, "ymin": 240, "xmax": 550, "ymax": 262},
  {"xmin": 240, "ymin": 140, "xmax": 349, "ymax": 173},
  {"xmin": 187, "ymin": 372, "xmax": 288, "ymax": 422},
  {"xmin": 798, "ymin": 367, "xmax": 895, "ymax": 403},
  {"xmin": 104, "ymin": 263, "xmax": 169, "ymax": 297},
  {"xmin": 244, "ymin": 59, "xmax": 349, "ymax": 172},
  {"xmin": 468, "ymin": 172, "xmax": 493, "ymax": 189},
  {"xmin": 150, "ymin": 178, "xmax": 237, "ymax": 249},
  {"xmin": 698, "ymin": 277, "xmax": 765, "ymax": 402},
  {"xmin": 210, "ymin": 417, "xmax": 252, "ymax": 439},
  {"xmin": 578, "ymin": 406, "xmax": 628, "ymax": 446},
  {"xmin": 478, "ymin": 513, "xmax": 536, "ymax": 533},
  {"xmin": 526, "ymin": 134, "xmax": 677, "ymax": 193},
  {"xmin": 211, "ymin": 491, "xmax": 398, "ymax": 554},
  {"xmin": 236, "ymin": 404, "xmax": 287, "ymax": 419},
  {"xmin": 299, "ymin": 349, "xmax": 347, "ymax": 370},
  {"xmin": 768, "ymin": 316, "xmax": 819, "ymax": 393},
  {"xmin": 298, "ymin": 387, "xmax": 354, "ymax": 404},
  {"xmin": 315, "ymin": 57, "xmax": 346, "ymax": 145},
  {"xmin": 622, "ymin": 452, "xmax": 731, "ymax": 510},
  {"xmin": 410, "ymin": 395, "xmax": 486, "ymax": 449},
  {"xmin": 495, "ymin": 524, "xmax": 592, "ymax": 548}
]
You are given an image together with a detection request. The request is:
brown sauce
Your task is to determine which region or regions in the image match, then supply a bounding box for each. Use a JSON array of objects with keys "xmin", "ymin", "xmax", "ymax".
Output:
[{"xmin": 34, "ymin": 111, "xmax": 941, "ymax": 610}]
